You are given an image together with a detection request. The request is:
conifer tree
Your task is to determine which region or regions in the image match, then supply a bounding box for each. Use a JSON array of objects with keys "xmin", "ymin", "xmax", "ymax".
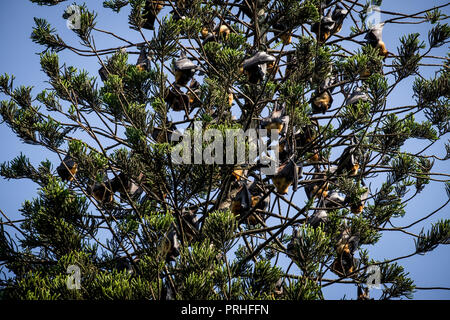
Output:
[{"xmin": 0, "ymin": 0, "xmax": 449, "ymax": 300}]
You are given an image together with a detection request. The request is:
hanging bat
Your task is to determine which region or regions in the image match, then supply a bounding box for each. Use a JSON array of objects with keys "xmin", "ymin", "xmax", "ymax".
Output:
[
  {"xmin": 174, "ymin": 51, "xmax": 197, "ymax": 86},
  {"xmin": 311, "ymin": 10, "xmax": 335, "ymax": 42},
  {"xmin": 165, "ymin": 85, "xmax": 190, "ymax": 112},
  {"xmin": 305, "ymin": 169, "xmax": 330, "ymax": 200},
  {"xmin": 331, "ymin": 254, "xmax": 358, "ymax": 278},
  {"xmin": 142, "ymin": 0, "xmax": 164, "ymax": 30},
  {"xmin": 91, "ymin": 180, "xmax": 115, "ymax": 203},
  {"xmin": 246, "ymin": 180, "xmax": 271, "ymax": 225},
  {"xmin": 311, "ymin": 75, "xmax": 335, "ymax": 114},
  {"xmin": 336, "ymin": 228, "xmax": 360, "ymax": 256},
  {"xmin": 242, "ymin": 51, "xmax": 276, "ymax": 84},
  {"xmin": 57, "ymin": 155, "xmax": 78, "ymax": 182},
  {"xmin": 357, "ymin": 285, "xmax": 371, "ymax": 300},
  {"xmin": 272, "ymin": 159, "xmax": 302, "ymax": 195},
  {"xmin": 336, "ymin": 137, "xmax": 360, "ymax": 176},
  {"xmin": 110, "ymin": 172, "xmax": 144, "ymax": 201},
  {"xmin": 308, "ymin": 209, "xmax": 328, "ymax": 228},
  {"xmin": 161, "ymin": 229, "xmax": 180, "ymax": 262},
  {"xmin": 231, "ymin": 182, "xmax": 252, "ymax": 218},
  {"xmin": 331, "ymin": 4, "xmax": 348, "ymax": 34},
  {"xmin": 365, "ymin": 24, "xmax": 388, "ymax": 58},
  {"xmin": 346, "ymin": 87, "xmax": 369, "ymax": 106},
  {"xmin": 179, "ymin": 208, "xmax": 199, "ymax": 242},
  {"xmin": 295, "ymin": 119, "xmax": 318, "ymax": 148},
  {"xmin": 260, "ymin": 105, "xmax": 289, "ymax": 135},
  {"xmin": 136, "ymin": 45, "xmax": 150, "ymax": 72},
  {"xmin": 273, "ymin": 23, "xmax": 292, "ymax": 45},
  {"xmin": 348, "ymin": 186, "xmax": 369, "ymax": 214}
]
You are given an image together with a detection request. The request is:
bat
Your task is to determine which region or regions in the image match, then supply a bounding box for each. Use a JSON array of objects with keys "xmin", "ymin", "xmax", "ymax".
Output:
[
  {"xmin": 357, "ymin": 285, "xmax": 371, "ymax": 300},
  {"xmin": 174, "ymin": 51, "xmax": 197, "ymax": 86},
  {"xmin": 273, "ymin": 23, "xmax": 292, "ymax": 45},
  {"xmin": 272, "ymin": 159, "xmax": 301, "ymax": 195},
  {"xmin": 260, "ymin": 105, "xmax": 289, "ymax": 135},
  {"xmin": 349, "ymin": 187, "xmax": 369, "ymax": 214},
  {"xmin": 165, "ymin": 85, "xmax": 190, "ymax": 112},
  {"xmin": 246, "ymin": 180, "xmax": 271, "ymax": 225},
  {"xmin": 136, "ymin": 45, "xmax": 150, "ymax": 72},
  {"xmin": 331, "ymin": 254, "xmax": 358, "ymax": 278},
  {"xmin": 345, "ymin": 87, "xmax": 369, "ymax": 106},
  {"xmin": 91, "ymin": 180, "xmax": 115, "ymax": 203},
  {"xmin": 311, "ymin": 89, "xmax": 333, "ymax": 114},
  {"xmin": 336, "ymin": 137, "xmax": 360, "ymax": 176},
  {"xmin": 110, "ymin": 172, "xmax": 144, "ymax": 201},
  {"xmin": 179, "ymin": 208, "xmax": 199, "ymax": 242},
  {"xmin": 231, "ymin": 182, "xmax": 252, "ymax": 218},
  {"xmin": 311, "ymin": 10, "xmax": 335, "ymax": 42},
  {"xmin": 57, "ymin": 155, "xmax": 78, "ymax": 182},
  {"xmin": 142, "ymin": 0, "xmax": 164, "ymax": 30},
  {"xmin": 331, "ymin": 4, "xmax": 348, "ymax": 34},
  {"xmin": 98, "ymin": 65, "xmax": 108, "ymax": 82},
  {"xmin": 295, "ymin": 119, "xmax": 318, "ymax": 148},
  {"xmin": 242, "ymin": 51, "xmax": 276, "ymax": 84},
  {"xmin": 365, "ymin": 24, "xmax": 388, "ymax": 58},
  {"xmin": 308, "ymin": 209, "xmax": 328, "ymax": 228},
  {"xmin": 336, "ymin": 228, "xmax": 359, "ymax": 256},
  {"xmin": 161, "ymin": 229, "xmax": 180, "ymax": 262},
  {"xmin": 305, "ymin": 169, "xmax": 330, "ymax": 200}
]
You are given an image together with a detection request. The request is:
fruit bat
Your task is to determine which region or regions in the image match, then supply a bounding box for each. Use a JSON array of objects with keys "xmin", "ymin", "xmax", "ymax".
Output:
[
  {"xmin": 260, "ymin": 105, "xmax": 289, "ymax": 136},
  {"xmin": 136, "ymin": 45, "xmax": 150, "ymax": 72},
  {"xmin": 186, "ymin": 79, "xmax": 202, "ymax": 109},
  {"xmin": 231, "ymin": 167, "xmax": 246, "ymax": 181},
  {"xmin": 57, "ymin": 155, "xmax": 78, "ymax": 182},
  {"xmin": 308, "ymin": 209, "xmax": 328, "ymax": 228},
  {"xmin": 295, "ymin": 119, "xmax": 318, "ymax": 148},
  {"xmin": 348, "ymin": 187, "xmax": 369, "ymax": 214},
  {"xmin": 165, "ymin": 85, "xmax": 190, "ymax": 112},
  {"xmin": 311, "ymin": 76, "xmax": 335, "ymax": 114},
  {"xmin": 331, "ymin": 4, "xmax": 348, "ymax": 34},
  {"xmin": 201, "ymin": 23, "xmax": 231, "ymax": 44},
  {"xmin": 142, "ymin": 0, "xmax": 164, "ymax": 30},
  {"xmin": 91, "ymin": 179, "xmax": 115, "ymax": 203},
  {"xmin": 272, "ymin": 159, "xmax": 302, "ymax": 195},
  {"xmin": 110, "ymin": 172, "xmax": 144, "ymax": 201},
  {"xmin": 346, "ymin": 87, "xmax": 369, "ymax": 106},
  {"xmin": 311, "ymin": 10, "xmax": 335, "ymax": 42},
  {"xmin": 174, "ymin": 51, "xmax": 197, "ymax": 86},
  {"xmin": 311, "ymin": 89, "xmax": 333, "ymax": 114},
  {"xmin": 336, "ymin": 137, "xmax": 360, "ymax": 176},
  {"xmin": 179, "ymin": 208, "xmax": 199, "ymax": 242},
  {"xmin": 336, "ymin": 229, "xmax": 359, "ymax": 256},
  {"xmin": 273, "ymin": 23, "xmax": 292, "ymax": 45},
  {"xmin": 365, "ymin": 24, "xmax": 388, "ymax": 58},
  {"xmin": 323, "ymin": 191, "xmax": 346, "ymax": 208},
  {"xmin": 357, "ymin": 285, "xmax": 371, "ymax": 300},
  {"xmin": 246, "ymin": 180, "xmax": 271, "ymax": 225},
  {"xmin": 305, "ymin": 169, "xmax": 330, "ymax": 200},
  {"xmin": 98, "ymin": 65, "xmax": 108, "ymax": 82},
  {"xmin": 161, "ymin": 229, "xmax": 180, "ymax": 262},
  {"xmin": 331, "ymin": 254, "xmax": 359, "ymax": 278},
  {"xmin": 231, "ymin": 182, "xmax": 252, "ymax": 218},
  {"xmin": 242, "ymin": 51, "xmax": 276, "ymax": 84}
]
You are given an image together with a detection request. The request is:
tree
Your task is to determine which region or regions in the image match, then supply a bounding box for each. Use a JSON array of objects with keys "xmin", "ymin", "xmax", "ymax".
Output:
[{"xmin": 0, "ymin": 0, "xmax": 449, "ymax": 300}]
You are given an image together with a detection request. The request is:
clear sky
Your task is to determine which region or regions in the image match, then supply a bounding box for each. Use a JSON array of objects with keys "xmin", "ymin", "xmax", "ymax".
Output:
[{"xmin": 0, "ymin": 0, "xmax": 448, "ymax": 299}]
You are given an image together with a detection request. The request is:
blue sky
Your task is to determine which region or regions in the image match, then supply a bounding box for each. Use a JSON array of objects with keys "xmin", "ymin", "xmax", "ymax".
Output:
[{"xmin": 0, "ymin": 1, "xmax": 449, "ymax": 299}]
